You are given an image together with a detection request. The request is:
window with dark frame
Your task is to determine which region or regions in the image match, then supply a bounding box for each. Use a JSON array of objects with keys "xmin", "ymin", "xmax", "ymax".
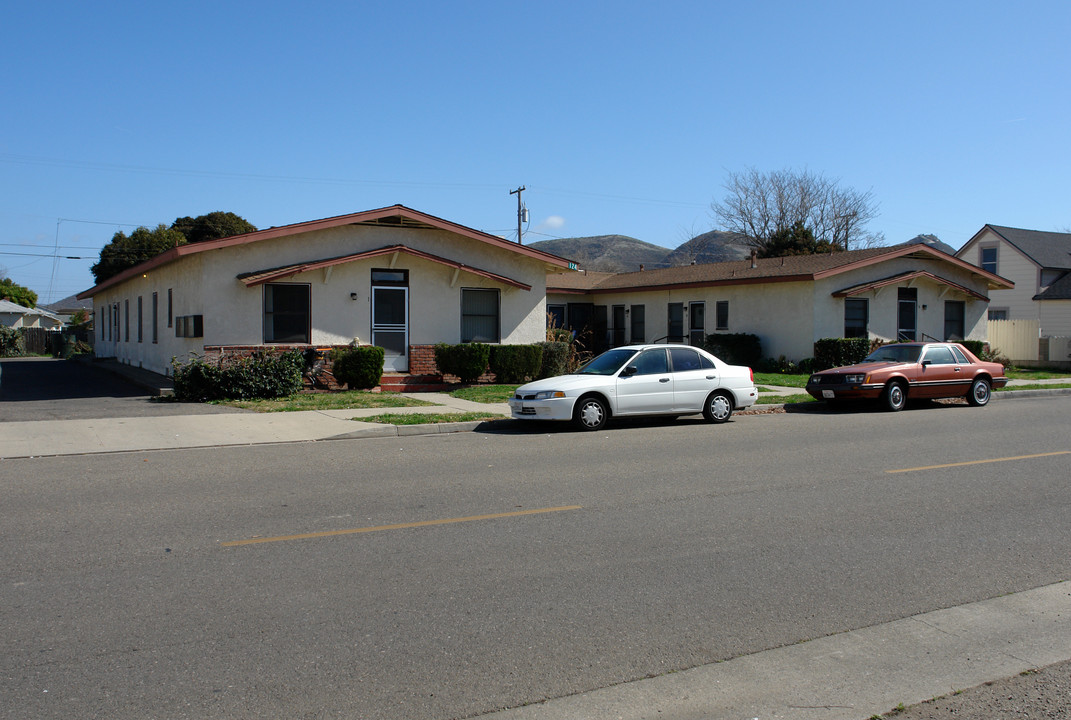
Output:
[
  {"xmin": 124, "ymin": 300, "xmax": 129, "ymax": 342},
  {"xmin": 167, "ymin": 288, "xmax": 173, "ymax": 328},
  {"xmin": 981, "ymin": 246, "xmax": 997, "ymax": 274},
  {"xmin": 715, "ymin": 301, "xmax": 729, "ymax": 331},
  {"xmin": 263, "ymin": 283, "xmax": 311, "ymax": 343},
  {"xmin": 461, "ymin": 288, "xmax": 499, "ymax": 343},
  {"xmin": 844, "ymin": 297, "xmax": 869, "ymax": 338},
  {"xmin": 137, "ymin": 296, "xmax": 143, "ymax": 343},
  {"xmin": 611, "ymin": 305, "xmax": 626, "ymax": 346},
  {"xmin": 547, "ymin": 304, "xmax": 566, "ymax": 331},
  {"xmin": 152, "ymin": 292, "xmax": 158, "ymax": 344}
]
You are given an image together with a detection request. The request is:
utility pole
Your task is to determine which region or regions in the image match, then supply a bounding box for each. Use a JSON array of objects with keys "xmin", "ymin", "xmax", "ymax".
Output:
[{"xmin": 509, "ymin": 186, "xmax": 527, "ymax": 243}]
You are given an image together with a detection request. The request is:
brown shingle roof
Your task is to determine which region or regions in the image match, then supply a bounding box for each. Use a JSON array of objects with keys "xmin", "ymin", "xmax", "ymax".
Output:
[{"xmin": 547, "ymin": 244, "xmax": 1012, "ymax": 293}]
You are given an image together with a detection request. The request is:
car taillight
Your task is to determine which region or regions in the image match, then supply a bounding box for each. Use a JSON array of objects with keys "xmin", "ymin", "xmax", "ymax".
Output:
[{"xmin": 749, "ymin": 367, "xmax": 754, "ymax": 382}]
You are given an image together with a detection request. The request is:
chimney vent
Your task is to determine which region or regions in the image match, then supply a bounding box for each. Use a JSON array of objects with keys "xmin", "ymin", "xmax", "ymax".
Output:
[{"xmin": 750, "ymin": 249, "xmax": 758, "ymax": 269}]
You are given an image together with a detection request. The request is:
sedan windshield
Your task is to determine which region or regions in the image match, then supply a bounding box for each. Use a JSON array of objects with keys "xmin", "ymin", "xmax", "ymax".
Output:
[
  {"xmin": 863, "ymin": 345, "xmax": 922, "ymax": 364},
  {"xmin": 575, "ymin": 348, "xmax": 638, "ymax": 375}
]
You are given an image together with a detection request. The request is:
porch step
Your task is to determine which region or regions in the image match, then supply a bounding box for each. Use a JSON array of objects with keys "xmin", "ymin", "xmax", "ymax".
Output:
[{"xmin": 378, "ymin": 373, "xmax": 451, "ymax": 393}]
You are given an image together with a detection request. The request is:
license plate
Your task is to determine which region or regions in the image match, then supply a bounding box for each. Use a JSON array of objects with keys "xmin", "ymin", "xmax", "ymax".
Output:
[
  {"xmin": 822, "ymin": 390, "xmax": 835, "ymax": 399},
  {"xmin": 518, "ymin": 407, "xmax": 536, "ymax": 415}
]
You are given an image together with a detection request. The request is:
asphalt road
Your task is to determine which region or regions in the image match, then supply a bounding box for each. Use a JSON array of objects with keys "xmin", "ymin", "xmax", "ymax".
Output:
[
  {"xmin": 2, "ymin": 396, "xmax": 1070, "ymax": 719},
  {"xmin": 0, "ymin": 357, "xmax": 240, "ymax": 421}
]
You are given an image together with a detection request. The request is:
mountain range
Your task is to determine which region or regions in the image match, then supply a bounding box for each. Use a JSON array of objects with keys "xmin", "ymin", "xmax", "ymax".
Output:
[
  {"xmin": 527, "ymin": 232, "xmax": 953, "ymax": 272},
  {"xmin": 527, "ymin": 230, "xmax": 750, "ymax": 272}
]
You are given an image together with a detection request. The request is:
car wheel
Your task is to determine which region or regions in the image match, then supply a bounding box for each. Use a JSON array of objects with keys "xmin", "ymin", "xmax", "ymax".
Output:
[
  {"xmin": 883, "ymin": 381, "xmax": 907, "ymax": 412},
  {"xmin": 703, "ymin": 391, "xmax": 733, "ymax": 424},
  {"xmin": 967, "ymin": 377, "xmax": 991, "ymax": 407},
  {"xmin": 573, "ymin": 395, "xmax": 608, "ymax": 431}
]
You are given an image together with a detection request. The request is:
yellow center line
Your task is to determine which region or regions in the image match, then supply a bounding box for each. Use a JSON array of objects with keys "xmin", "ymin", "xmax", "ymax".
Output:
[
  {"xmin": 887, "ymin": 451, "xmax": 1070, "ymax": 474},
  {"xmin": 221, "ymin": 505, "xmax": 583, "ymax": 547}
]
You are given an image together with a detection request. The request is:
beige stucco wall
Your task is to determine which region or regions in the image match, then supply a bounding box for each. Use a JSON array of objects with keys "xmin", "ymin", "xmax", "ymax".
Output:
[
  {"xmin": 552, "ymin": 254, "xmax": 995, "ymax": 362},
  {"xmin": 89, "ymin": 223, "xmax": 551, "ymax": 376}
]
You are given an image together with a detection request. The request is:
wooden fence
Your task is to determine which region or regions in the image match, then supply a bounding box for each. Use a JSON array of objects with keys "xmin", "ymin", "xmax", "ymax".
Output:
[{"xmin": 987, "ymin": 319, "xmax": 1039, "ymax": 362}]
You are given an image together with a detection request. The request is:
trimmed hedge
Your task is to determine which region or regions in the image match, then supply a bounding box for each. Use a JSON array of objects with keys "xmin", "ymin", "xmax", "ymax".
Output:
[
  {"xmin": 172, "ymin": 350, "xmax": 305, "ymax": 401},
  {"xmin": 331, "ymin": 345, "xmax": 385, "ymax": 390},
  {"xmin": 703, "ymin": 333, "xmax": 763, "ymax": 368},
  {"xmin": 434, "ymin": 342, "xmax": 491, "ymax": 384},
  {"xmin": 0, "ymin": 326, "xmax": 23, "ymax": 357},
  {"xmin": 538, "ymin": 341, "xmax": 570, "ymax": 378},
  {"xmin": 813, "ymin": 337, "xmax": 870, "ymax": 371},
  {"xmin": 489, "ymin": 344, "xmax": 543, "ymax": 383}
]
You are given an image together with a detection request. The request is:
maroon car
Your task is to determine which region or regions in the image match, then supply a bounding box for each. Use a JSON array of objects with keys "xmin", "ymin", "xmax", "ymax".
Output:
[{"xmin": 805, "ymin": 342, "xmax": 1008, "ymax": 411}]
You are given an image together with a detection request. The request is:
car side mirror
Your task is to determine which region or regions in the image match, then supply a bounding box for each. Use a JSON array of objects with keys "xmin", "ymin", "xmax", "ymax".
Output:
[
  {"xmin": 621, "ymin": 365, "xmax": 638, "ymax": 377},
  {"xmin": 921, "ymin": 360, "xmax": 932, "ymax": 367}
]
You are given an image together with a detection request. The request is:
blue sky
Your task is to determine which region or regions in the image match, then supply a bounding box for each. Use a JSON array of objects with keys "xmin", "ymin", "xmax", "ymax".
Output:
[{"xmin": 2, "ymin": 1, "xmax": 1069, "ymax": 304}]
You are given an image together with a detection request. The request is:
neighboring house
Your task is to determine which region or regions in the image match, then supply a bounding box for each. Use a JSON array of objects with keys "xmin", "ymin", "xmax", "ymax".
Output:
[
  {"xmin": 0, "ymin": 299, "xmax": 65, "ymax": 330},
  {"xmin": 76, "ymin": 205, "xmax": 573, "ymax": 376},
  {"xmin": 547, "ymin": 243, "xmax": 1011, "ymax": 362},
  {"xmin": 44, "ymin": 293, "xmax": 94, "ymax": 325},
  {"xmin": 956, "ymin": 225, "xmax": 1071, "ymax": 334}
]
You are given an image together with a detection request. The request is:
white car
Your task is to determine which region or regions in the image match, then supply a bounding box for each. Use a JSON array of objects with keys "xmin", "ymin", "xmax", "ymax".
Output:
[{"xmin": 509, "ymin": 344, "xmax": 757, "ymax": 431}]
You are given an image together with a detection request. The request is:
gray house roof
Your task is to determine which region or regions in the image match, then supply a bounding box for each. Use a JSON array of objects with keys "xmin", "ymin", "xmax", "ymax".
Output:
[
  {"xmin": 1034, "ymin": 271, "xmax": 1071, "ymax": 301},
  {"xmin": 985, "ymin": 225, "xmax": 1071, "ymax": 270}
]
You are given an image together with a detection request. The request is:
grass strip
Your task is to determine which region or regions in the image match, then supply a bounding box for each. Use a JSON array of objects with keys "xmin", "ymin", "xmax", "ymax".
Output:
[{"xmin": 216, "ymin": 391, "xmax": 436, "ymax": 412}]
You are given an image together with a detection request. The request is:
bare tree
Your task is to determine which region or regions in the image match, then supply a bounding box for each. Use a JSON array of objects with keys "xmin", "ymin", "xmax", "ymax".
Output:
[{"xmin": 711, "ymin": 168, "xmax": 884, "ymax": 253}]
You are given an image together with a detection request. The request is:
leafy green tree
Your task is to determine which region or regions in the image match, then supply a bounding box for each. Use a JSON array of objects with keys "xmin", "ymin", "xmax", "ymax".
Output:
[
  {"xmin": 0, "ymin": 276, "xmax": 37, "ymax": 307},
  {"xmin": 171, "ymin": 211, "xmax": 257, "ymax": 244},
  {"xmin": 759, "ymin": 221, "xmax": 836, "ymax": 258},
  {"xmin": 90, "ymin": 224, "xmax": 187, "ymax": 284}
]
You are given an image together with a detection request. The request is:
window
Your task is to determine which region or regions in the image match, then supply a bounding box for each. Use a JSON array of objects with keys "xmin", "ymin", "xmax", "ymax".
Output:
[
  {"xmin": 944, "ymin": 301, "xmax": 965, "ymax": 341},
  {"xmin": 461, "ymin": 288, "xmax": 499, "ymax": 343},
  {"xmin": 124, "ymin": 300, "xmax": 130, "ymax": 342},
  {"xmin": 175, "ymin": 315, "xmax": 204, "ymax": 338},
  {"xmin": 715, "ymin": 301, "xmax": 729, "ymax": 331},
  {"xmin": 923, "ymin": 345, "xmax": 956, "ymax": 365},
  {"xmin": 951, "ymin": 346, "xmax": 969, "ymax": 364},
  {"xmin": 897, "ymin": 288, "xmax": 917, "ymax": 341},
  {"xmin": 669, "ymin": 347, "xmax": 702, "ymax": 371},
  {"xmin": 689, "ymin": 302, "xmax": 705, "ymax": 346},
  {"xmin": 632, "ymin": 348, "xmax": 668, "ymax": 375},
  {"xmin": 152, "ymin": 292, "xmax": 158, "ymax": 344},
  {"xmin": 263, "ymin": 283, "xmax": 310, "ymax": 343},
  {"xmin": 988, "ymin": 308, "xmax": 1008, "ymax": 321},
  {"xmin": 630, "ymin": 305, "xmax": 645, "ymax": 343},
  {"xmin": 547, "ymin": 304, "xmax": 566, "ymax": 331},
  {"xmin": 981, "ymin": 246, "xmax": 997, "ymax": 274},
  {"xmin": 611, "ymin": 305, "xmax": 626, "ymax": 346},
  {"xmin": 167, "ymin": 288, "xmax": 173, "ymax": 328},
  {"xmin": 137, "ymin": 296, "xmax": 143, "ymax": 343},
  {"xmin": 98, "ymin": 308, "xmax": 104, "ymax": 341},
  {"xmin": 844, "ymin": 297, "xmax": 869, "ymax": 338},
  {"xmin": 668, "ymin": 303, "xmax": 684, "ymax": 342}
]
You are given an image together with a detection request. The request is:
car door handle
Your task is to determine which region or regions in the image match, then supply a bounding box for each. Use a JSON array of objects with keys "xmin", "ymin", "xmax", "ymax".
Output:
[
  {"xmin": 706, "ymin": 375, "xmax": 716, "ymax": 379},
  {"xmin": 659, "ymin": 377, "xmax": 671, "ymax": 383}
]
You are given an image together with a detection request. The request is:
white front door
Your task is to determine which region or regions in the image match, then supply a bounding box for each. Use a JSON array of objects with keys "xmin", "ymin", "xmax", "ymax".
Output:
[{"xmin": 372, "ymin": 286, "xmax": 408, "ymax": 372}]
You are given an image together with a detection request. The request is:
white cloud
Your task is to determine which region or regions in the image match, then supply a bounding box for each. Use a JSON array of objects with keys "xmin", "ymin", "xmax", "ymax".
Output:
[{"xmin": 540, "ymin": 215, "xmax": 565, "ymax": 230}]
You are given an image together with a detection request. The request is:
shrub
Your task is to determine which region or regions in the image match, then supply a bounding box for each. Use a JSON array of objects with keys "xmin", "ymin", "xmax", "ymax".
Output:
[
  {"xmin": 489, "ymin": 344, "xmax": 543, "ymax": 383},
  {"xmin": 538, "ymin": 341, "xmax": 570, "ymax": 378},
  {"xmin": 758, "ymin": 355, "xmax": 800, "ymax": 374},
  {"xmin": 703, "ymin": 333, "xmax": 763, "ymax": 368},
  {"xmin": 813, "ymin": 337, "xmax": 870, "ymax": 370},
  {"xmin": 0, "ymin": 326, "xmax": 24, "ymax": 357},
  {"xmin": 331, "ymin": 346, "xmax": 385, "ymax": 390},
  {"xmin": 434, "ymin": 343, "xmax": 491, "ymax": 384},
  {"xmin": 172, "ymin": 350, "xmax": 305, "ymax": 401},
  {"xmin": 961, "ymin": 340, "xmax": 985, "ymax": 358}
]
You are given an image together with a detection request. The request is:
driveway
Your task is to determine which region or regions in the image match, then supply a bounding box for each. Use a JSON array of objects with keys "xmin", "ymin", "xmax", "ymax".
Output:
[{"xmin": 0, "ymin": 357, "xmax": 244, "ymax": 422}]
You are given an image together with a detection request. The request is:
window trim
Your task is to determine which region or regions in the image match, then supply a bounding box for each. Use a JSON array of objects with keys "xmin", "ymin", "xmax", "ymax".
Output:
[
  {"xmin": 263, "ymin": 282, "xmax": 311, "ymax": 344},
  {"xmin": 715, "ymin": 300, "xmax": 729, "ymax": 331},
  {"xmin": 844, "ymin": 297, "xmax": 869, "ymax": 338},
  {"xmin": 980, "ymin": 245, "xmax": 998, "ymax": 275},
  {"xmin": 460, "ymin": 287, "xmax": 500, "ymax": 343}
]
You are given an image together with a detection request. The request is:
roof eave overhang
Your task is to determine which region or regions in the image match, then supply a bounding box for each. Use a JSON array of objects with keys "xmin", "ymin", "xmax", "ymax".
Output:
[
  {"xmin": 833, "ymin": 270, "xmax": 990, "ymax": 301},
  {"xmin": 813, "ymin": 243, "xmax": 1013, "ymax": 290},
  {"xmin": 583, "ymin": 274, "xmax": 812, "ymax": 294},
  {"xmin": 238, "ymin": 244, "xmax": 532, "ymax": 291}
]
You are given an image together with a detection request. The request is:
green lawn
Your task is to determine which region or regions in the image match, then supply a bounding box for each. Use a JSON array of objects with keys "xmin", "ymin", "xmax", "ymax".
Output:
[
  {"xmin": 1006, "ymin": 368, "xmax": 1071, "ymax": 380},
  {"xmin": 215, "ymin": 391, "xmax": 436, "ymax": 412},
  {"xmin": 752, "ymin": 372, "xmax": 810, "ymax": 388},
  {"xmin": 450, "ymin": 384, "xmax": 519, "ymax": 403}
]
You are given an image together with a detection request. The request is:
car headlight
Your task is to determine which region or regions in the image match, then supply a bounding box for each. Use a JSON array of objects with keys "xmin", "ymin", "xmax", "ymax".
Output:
[
  {"xmin": 808, "ymin": 375, "xmax": 820, "ymax": 384},
  {"xmin": 534, "ymin": 390, "xmax": 566, "ymax": 400},
  {"xmin": 844, "ymin": 374, "xmax": 865, "ymax": 384}
]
